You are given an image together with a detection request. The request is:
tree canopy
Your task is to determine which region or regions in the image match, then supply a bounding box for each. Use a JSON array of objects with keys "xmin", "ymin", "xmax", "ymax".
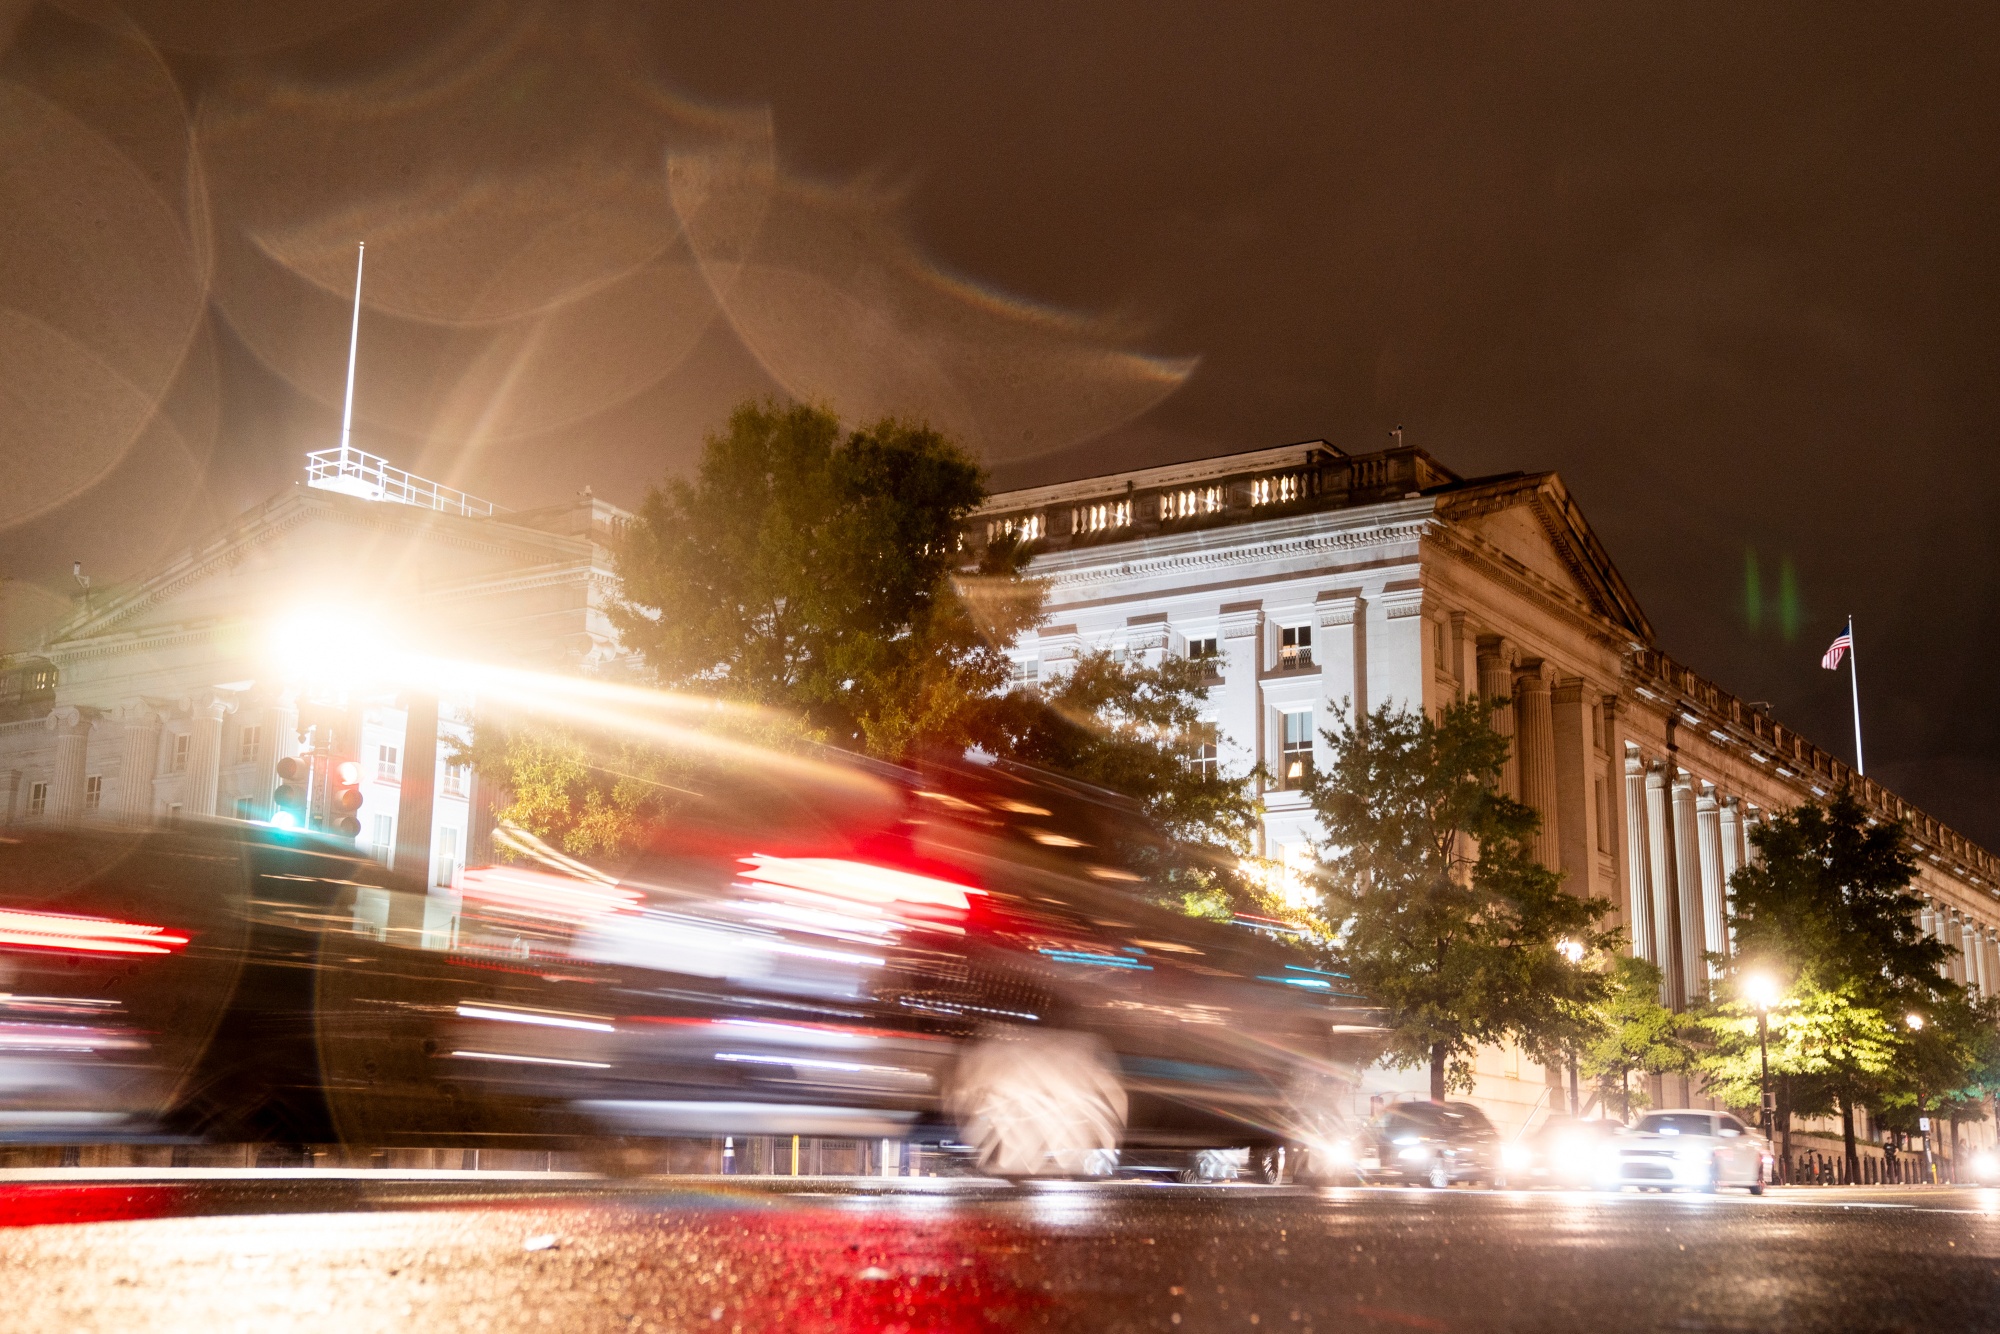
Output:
[{"xmin": 1308, "ymin": 695, "xmax": 1616, "ymax": 1100}]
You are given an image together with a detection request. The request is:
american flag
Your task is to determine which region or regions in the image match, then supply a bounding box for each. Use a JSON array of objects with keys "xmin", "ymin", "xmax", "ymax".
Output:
[{"xmin": 1821, "ymin": 625, "xmax": 1852, "ymax": 670}]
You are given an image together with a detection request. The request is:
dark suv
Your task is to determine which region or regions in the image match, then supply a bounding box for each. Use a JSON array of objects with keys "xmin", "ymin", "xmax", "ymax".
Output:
[{"xmin": 1352, "ymin": 1100, "xmax": 1501, "ymax": 1188}]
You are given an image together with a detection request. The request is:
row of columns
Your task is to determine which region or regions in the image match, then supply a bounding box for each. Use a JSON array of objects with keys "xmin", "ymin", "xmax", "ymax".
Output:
[
  {"xmin": 1619, "ymin": 733, "xmax": 1753, "ymax": 1008},
  {"xmin": 1472, "ymin": 638, "xmax": 1607, "ymax": 895},
  {"xmin": 1923, "ymin": 900, "xmax": 1998, "ymax": 999}
]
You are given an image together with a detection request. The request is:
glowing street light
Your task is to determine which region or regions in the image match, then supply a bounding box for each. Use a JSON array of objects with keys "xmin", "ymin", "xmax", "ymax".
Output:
[
  {"xmin": 1906, "ymin": 1011, "xmax": 1934, "ymax": 1183},
  {"xmin": 1742, "ymin": 971, "xmax": 1782, "ymax": 1141},
  {"xmin": 1557, "ymin": 937, "xmax": 1585, "ymax": 964}
]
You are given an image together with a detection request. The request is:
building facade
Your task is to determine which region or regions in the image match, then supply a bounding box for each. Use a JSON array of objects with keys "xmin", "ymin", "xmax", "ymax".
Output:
[
  {"xmin": 0, "ymin": 449, "xmax": 631, "ymax": 911},
  {"xmin": 972, "ymin": 440, "xmax": 2000, "ymax": 1154}
]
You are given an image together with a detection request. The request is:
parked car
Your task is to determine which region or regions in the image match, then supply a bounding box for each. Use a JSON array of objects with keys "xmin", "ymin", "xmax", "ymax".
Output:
[
  {"xmin": 1598, "ymin": 1110, "xmax": 1769, "ymax": 1193},
  {"xmin": 1352, "ymin": 1100, "xmax": 1501, "ymax": 1188}
]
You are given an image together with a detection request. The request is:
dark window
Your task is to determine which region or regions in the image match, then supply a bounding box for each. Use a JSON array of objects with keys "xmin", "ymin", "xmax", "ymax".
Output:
[{"xmin": 1279, "ymin": 624, "xmax": 1313, "ymax": 671}]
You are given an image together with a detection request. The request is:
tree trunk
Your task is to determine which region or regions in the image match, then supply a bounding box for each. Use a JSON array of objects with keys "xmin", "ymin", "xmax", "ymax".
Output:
[
  {"xmin": 1776, "ymin": 1077, "xmax": 1793, "ymax": 1183},
  {"xmin": 1429, "ymin": 1043, "xmax": 1447, "ymax": 1102},
  {"xmin": 1839, "ymin": 1092, "xmax": 1860, "ymax": 1185}
]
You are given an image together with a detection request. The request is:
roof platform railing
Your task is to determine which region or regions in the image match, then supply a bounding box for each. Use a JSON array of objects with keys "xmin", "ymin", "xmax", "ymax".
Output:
[{"xmin": 305, "ymin": 445, "xmax": 503, "ymax": 518}]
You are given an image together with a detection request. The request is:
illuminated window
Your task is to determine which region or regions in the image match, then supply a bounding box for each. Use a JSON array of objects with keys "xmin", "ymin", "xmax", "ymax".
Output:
[
  {"xmin": 237, "ymin": 725, "xmax": 261, "ymax": 766},
  {"xmin": 169, "ymin": 733, "xmax": 190, "ymax": 773},
  {"xmin": 377, "ymin": 744, "xmax": 400, "ymax": 782},
  {"xmin": 27, "ymin": 781, "xmax": 47, "ymax": 818},
  {"xmin": 1159, "ymin": 486, "xmax": 1223, "ymax": 521},
  {"xmin": 443, "ymin": 762, "xmax": 469, "ymax": 798},
  {"xmin": 1279, "ymin": 624, "xmax": 1314, "ymax": 671},
  {"xmin": 1071, "ymin": 499, "xmax": 1131, "ymax": 534},
  {"xmin": 1191, "ymin": 722, "xmax": 1220, "ymax": 779},
  {"xmin": 1282, "ymin": 710, "xmax": 1315, "ymax": 788},
  {"xmin": 436, "ymin": 826, "xmax": 460, "ymax": 888},
  {"xmin": 986, "ymin": 513, "xmax": 1045, "ymax": 544},
  {"xmin": 84, "ymin": 775, "xmax": 102, "ymax": 812}
]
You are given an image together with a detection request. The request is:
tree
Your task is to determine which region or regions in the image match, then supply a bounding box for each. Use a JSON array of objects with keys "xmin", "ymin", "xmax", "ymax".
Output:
[
  {"xmin": 1579, "ymin": 955, "xmax": 1695, "ymax": 1122},
  {"xmin": 609, "ymin": 399, "xmax": 1039, "ymax": 759},
  {"xmin": 1308, "ymin": 696, "xmax": 1617, "ymax": 1101},
  {"xmin": 1706, "ymin": 789, "xmax": 1965, "ymax": 1180}
]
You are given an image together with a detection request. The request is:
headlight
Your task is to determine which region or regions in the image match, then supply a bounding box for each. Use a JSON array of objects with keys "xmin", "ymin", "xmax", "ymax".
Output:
[
  {"xmin": 1675, "ymin": 1144, "xmax": 1707, "ymax": 1165},
  {"xmin": 1501, "ymin": 1144, "xmax": 1532, "ymax": 1172},
  {"xmin": 1323, "ymin": 1139, "xmax": 1353, "ymax": 1164},
  {"xmin": 1975, "ymin": 1152, "xmax": 1998, "ymax": 1180}
]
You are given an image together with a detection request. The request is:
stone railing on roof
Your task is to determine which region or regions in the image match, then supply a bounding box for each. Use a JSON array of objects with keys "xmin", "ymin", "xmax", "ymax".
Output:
[{"xmin": 1629, "ymin": 648, "xmax": 1997, "ymax": 889}]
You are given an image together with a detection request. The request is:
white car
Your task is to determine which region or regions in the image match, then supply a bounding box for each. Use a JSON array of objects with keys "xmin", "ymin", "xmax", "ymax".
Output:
[{"xmin": 1598, "ymin": 1110, "xmax": 1769, "ymax": 1194}]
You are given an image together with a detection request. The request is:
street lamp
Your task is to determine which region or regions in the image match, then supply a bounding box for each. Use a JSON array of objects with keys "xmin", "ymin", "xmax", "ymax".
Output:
[
  {"xmin": 1557, "ymin": 938, "xmax": 1585, "ymax": 1114},
  {"xmin": 1905, "ymin": 1011, "xmax": 1935, "ymax": 1184},
  {"xmin": 1743, "ymin": 972, "xmax": 1781, "ymax": 1142}
]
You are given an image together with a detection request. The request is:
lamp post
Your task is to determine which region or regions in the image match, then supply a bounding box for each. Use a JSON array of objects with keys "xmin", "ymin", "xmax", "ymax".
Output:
[
  {"xmin": 1558, "ymin": 939, "xmax": 1586, "ymax": 1116},
  {"xmin": 1907, "ymin": 1012, "xmax": 1933, "ymax": 1184},
  {"xmin": 1743, "ymin": 972, "xmax": 1781, "ymax": 1143}
]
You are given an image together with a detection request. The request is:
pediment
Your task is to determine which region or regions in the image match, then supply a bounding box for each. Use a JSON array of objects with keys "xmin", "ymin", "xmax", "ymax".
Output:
[{"xmin": 1435, "ymin": 474, "xmax": 1653, "ymax": 644}]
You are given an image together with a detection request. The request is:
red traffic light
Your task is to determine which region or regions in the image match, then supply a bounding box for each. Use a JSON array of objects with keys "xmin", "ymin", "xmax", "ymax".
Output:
[{"xmin": 327, "ymin": 756, "xmax": 365, "ymax": 840}]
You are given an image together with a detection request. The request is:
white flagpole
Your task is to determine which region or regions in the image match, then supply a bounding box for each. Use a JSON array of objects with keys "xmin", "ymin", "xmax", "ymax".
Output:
[
  {"xmin": 338, "ymin": 242, "xmax": 365, "ymax": 462},
  {"xmin": 1847, "ymin": 615, "xmax": 1864, "ymax": 776}
]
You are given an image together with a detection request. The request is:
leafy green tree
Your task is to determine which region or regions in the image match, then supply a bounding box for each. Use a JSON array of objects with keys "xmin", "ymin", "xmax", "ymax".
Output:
[
  {"xmin": 1579, "ymin": 955, "xmax": 1695, "ymax": 1122},
  {"xmin": 609, "ymin": 399, "xmax": 1040, "ymax": 759},
  {"xmin": 1309, "ymin": 696, "xmax": 1616, "ymax": 1101},
  {"xmin": 1706, "ymin": 789, "xmax": 1964, "ymax": 1178}
]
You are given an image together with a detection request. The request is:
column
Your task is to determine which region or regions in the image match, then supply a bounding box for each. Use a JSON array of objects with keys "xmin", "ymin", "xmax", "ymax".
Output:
[
  {"xmin": 1623, "ymin": 748, "xmax": 1655, "ymax": 964},
  {"xmin": 1219, "ymin": 603, "xmax": 1264, "ymax": 786},
  {"xmin": 1550, "ymin": 679, "xmax": 1596, "ymax": 893},
  {"xmin": 1513, "ymin": 664, "xmax": 1559, "ymax": 868},
  {"xmin": 1645, "ymin": 761, "xmax": 1680, "ymax": 1003},
  {"xmin": 1476, "ymin": 637, "xmax": 1517, "ymax": 799},
  {"xmin": 179, "ymin": 692, "xmax": 236, "ymax": 818},
  {"xmin": 395, "ymin": 694, "xmax": 441, "ymax": 888},
  {"xmin": 1719, "ymin": 798, "xmax": 1743, "ymax": 954},
  {"xmin": 44, "ymin": 707, "xmax": 92, "ymax": 823},
  {"xmin": 1949, "ymin": 910, "xmax": 1969, "ymax": 987},
  {"xmin": 1314, "ymin": 590, "xmax": 1363, "ymax": 722},
  {"xmin": 115, "ymin": 700, "xmax": 163, "ymax": 825},
  {"xmin": 1961, "ymin": 920, "xmax": 1983, "ymax": 995},
  {"xmin": 1672, "ymin": 769, "xmax": 1705, "ymax": 1001},
  {"xmin": 1696, "ymin": 785, "xmax": 1726, "ymax": 974}
]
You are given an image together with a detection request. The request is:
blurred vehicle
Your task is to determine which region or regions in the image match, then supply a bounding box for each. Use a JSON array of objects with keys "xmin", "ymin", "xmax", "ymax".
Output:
[
  {"xmin": 323, "ymin": 748, "xmax": 1389, "ymax": 1178},
  {"xmin": 0, "ymin": 820, "xmax": 406, "ymax": 1145},
  {"xmin": 1351, "ymin": 1100, "xmax": 1501, "ymax": 1188},
  {"xmin": 1504, "ymin": 1115, "xmax": 1621, "ymax": 1188},
  {"xmin": 1597, "ymin": 1110, "xmax": 1768, "ymax": 1193}
]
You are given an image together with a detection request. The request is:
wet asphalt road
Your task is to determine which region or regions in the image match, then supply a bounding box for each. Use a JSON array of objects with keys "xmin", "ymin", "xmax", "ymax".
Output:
[{"xmin": 2, "ymin": 1175, "xmax": 1997, "ymax": 1333}]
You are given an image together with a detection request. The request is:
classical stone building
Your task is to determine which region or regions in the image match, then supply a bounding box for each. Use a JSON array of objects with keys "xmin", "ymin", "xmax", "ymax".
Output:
[
  {"xmin": 0, "ymin": 447, "xmax": 630, "ymax": 908},
  {"xmin": 971, "ymin": 439, "xmax": 2000, "ymax": 1150}
]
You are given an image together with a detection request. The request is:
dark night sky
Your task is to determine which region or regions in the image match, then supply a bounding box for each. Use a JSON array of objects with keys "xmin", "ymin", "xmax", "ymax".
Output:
[{"xmin": 2, "ymin": 1, "xmax": 1997, "ymax": 842}]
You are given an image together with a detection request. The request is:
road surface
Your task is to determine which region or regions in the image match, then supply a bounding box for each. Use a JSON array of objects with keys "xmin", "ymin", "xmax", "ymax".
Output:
[{"xmin": 1, "ymin": 1174, "xmax": 1995, "ymax": 1332}]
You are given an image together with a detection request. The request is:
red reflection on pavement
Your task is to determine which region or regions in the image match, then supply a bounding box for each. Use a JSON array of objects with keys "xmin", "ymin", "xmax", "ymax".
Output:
[{"xmin": 0, "ymin": 1184, "xmax": 191, "ymax": 1229}]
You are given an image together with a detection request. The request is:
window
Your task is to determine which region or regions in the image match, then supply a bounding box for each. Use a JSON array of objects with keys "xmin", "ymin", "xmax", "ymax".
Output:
[
  {"xmin": 1279, "ymin": 624, "xmax": 1314, "ymax": 671},
  {"xmin": 376, "ymin": 744, "xmax": 400, "ymax": 782},
  {"xmin": 169, "ymin": 733, "xmax": 190, "ymax": 773},
  {"xmin": 234, "ymin": 796, "xmax": 255, "ymax": 821},
  {"xmin": 1190, "ymin": 722, "xmax": 1219, "ymax": 779},
  {"xmin": 1187, "ymin": 637, "xmax": 1219, "ymax": 662},
  {"xmin": 237, "ymin": 725, "xmax": 261, "ymax": 766},
  {"xmin": 435, "ymin": 827, "xmax": 460, "ymax": 889},
  {"xmin": 1071, "ymin": 499, "xmax": 1131, "ymax": 534},
  {"xmin": 1282, "ymin": 710, "xmax": 1315, "ymax": 788},
  {"xmin": 1594, "ymin": 778, "xmax": 1609, "ymax": 851},
  {"xmin": 84, "ymin": 775, "xmax": 102, "ymax": 812},
  {"xmin": 27, "ymin": 782, "xmax": 47, "ymax": 818},
  {"xmin": 986, "ymin": 513, "xmax": 1044, "ymax": 544},
  {"xmin": 1009, "ymin": 657, "xmax": 1040, "ymax": 687},
  {"xmin": 372, "ymin": 814, "xmax": 396, "ymax": 866},
  {"xmin": 443, "ymin": 762, "xmax": 469, "ymax": 798},
  {"xmin": 1159, "ymin": 486, "xmax": 1223, "ymax": 521}
]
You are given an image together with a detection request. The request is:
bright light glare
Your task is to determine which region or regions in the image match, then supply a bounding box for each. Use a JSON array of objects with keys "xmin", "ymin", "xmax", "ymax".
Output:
[
  {"xmin": 265, "ymin": 604, "xmax": 402, "ymax": 687},
  {"xmin": 1975, "ymin": 1152, "xmax": 1998, "ymax": 1180},
  {"xmin": 1556, "ymin": 937, "xmax": 1585, "ymax": 964},
  {"xmin": 0, "ymin": 909, "xmax": 189, "ymax": 955},
  {"xmin": 1501, "ymin": 1143, "xmax": 1533, "ymax": 1171},
  {"xmin": 268, "ymin": 810, "xmax": 299, "ymax": 831},
  {"xmin": 1907, "ymin": 1012, "xmax": 1926, "ymax": 1031},
  {"xmin": 1741, "ymin": 971, "xmax": 1782, "ymax": 1011}
]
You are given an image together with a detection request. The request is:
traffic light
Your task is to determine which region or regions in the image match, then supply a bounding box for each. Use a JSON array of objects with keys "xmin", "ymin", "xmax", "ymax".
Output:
[
  {"xmin": 272, "ymin": 756, "xmax": 308, "ymax": 830},
  {"xmin": 327, "ymin": 758, "xmax": 364, "ymax": 839}
]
